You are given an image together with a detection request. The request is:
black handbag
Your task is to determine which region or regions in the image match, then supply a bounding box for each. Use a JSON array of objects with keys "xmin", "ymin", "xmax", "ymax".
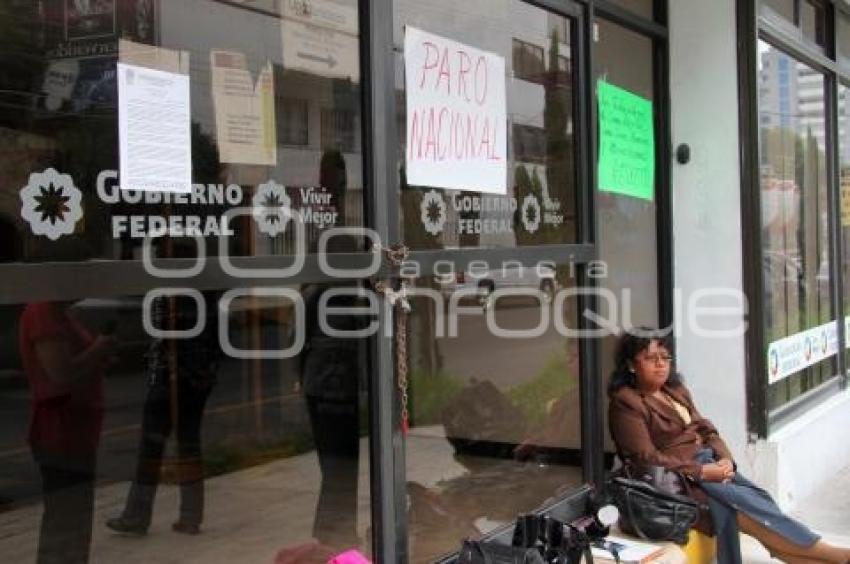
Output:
[
  {"xmin": 607, "ymin": 465, "xmax": 699, "ymax": 545},
  {"xmin": 511, "ymin": 514, "xmax": 595, "ymax": 564},
  {"xmin": 457, "ymin": 539, "xmax": 545, "ymax": 564}
]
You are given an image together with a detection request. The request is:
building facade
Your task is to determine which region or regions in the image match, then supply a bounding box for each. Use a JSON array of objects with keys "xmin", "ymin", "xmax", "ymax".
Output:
[{"xmin": 0, "ymin": 1, "xmax": 847, "ymax": 563}]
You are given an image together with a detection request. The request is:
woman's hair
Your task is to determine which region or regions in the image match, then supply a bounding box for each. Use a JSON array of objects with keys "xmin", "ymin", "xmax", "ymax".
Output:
[{"xmin": 607, "ymin": 327, "xmax": 681, "ymax": 396}]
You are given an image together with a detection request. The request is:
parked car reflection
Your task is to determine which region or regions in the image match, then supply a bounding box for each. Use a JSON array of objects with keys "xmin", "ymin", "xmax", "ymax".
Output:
[{"xmin": 436, "ymin": 264, "xmax": 558, "ymax": 309}]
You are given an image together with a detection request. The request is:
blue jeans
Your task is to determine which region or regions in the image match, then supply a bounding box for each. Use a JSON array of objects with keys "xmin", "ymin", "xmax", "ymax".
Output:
[{"xmin": 693, "ymin": 449, "xmax": 819, "ymax": 564}]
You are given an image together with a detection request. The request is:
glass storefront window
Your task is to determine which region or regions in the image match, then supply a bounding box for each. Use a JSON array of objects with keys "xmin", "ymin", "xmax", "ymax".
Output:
[
  {"xmin": 394, "ymin": 1, "xmax": 578, "ymax": 250},
  {"xmin": 757, "ymin": 41, "xmax": 835, "ymax": 410},
  {"xmin": 758, "ymin": 0, "xmax": 825, "ymax": 52},
  {"xmin": 838, "ymin": 11, "xmax": 850, "ymax": 72},
  {"xmin": 760, "ymin": 0, "xmax": 795, "ymax": 23},
  {"xmin": 800, "ymin": 0, "xmax": 826, "ymax": 49},
  {"xmin": 0, "ymin": 284, "xmax": 372, "ymax": 561},
  {"xmin": 403, "ymin": 265, "xmax": 583, "ymax": 562},
  {"xmin": 593, "ymin": 18, "xmax": 658, "ymax": 416},
  {"xmin": 0, "ymin": 0, "xmax": 364, "ymax": 263},
  {"xmin": 604, "ymin": 0, "xmax": 654, "ymax": 21}
]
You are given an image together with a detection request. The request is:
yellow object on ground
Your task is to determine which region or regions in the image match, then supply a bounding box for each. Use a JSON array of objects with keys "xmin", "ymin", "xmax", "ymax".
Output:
[{"xmin": 681, "ymin": 529, "xmax": 717, "ymax": 564}]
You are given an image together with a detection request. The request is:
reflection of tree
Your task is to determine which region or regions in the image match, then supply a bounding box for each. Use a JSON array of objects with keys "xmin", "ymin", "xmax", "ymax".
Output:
[{"xmin": 760, "ymin": 122, "xmax": 832, "ymax": 391}]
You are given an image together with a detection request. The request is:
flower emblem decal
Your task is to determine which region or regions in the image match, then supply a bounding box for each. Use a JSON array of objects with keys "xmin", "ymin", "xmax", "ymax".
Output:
[
  {"xmin": 252, "ymin": 180, "xmax": 291, "ymax": 236},
  {"xmin": 521, "ymin": 194, "xmax": 541, "ymax": 234},
  {"xmin": 20, "ymin": 168, "xmax": 83, "ymax": 240},
  {"xmin": 420, "ymin": 190, "xmax": 446, "ymax": 236}
]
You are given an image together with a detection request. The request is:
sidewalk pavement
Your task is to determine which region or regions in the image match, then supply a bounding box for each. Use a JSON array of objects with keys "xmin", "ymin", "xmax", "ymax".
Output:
[{"xmin": 0, "ymin": 436, "xmax": 847, "ymax": 563}]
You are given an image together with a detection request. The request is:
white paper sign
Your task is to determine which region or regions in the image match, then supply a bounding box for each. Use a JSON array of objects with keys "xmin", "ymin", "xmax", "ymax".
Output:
[
  {"xmin": 118, "ymin": 63, "xmax": 192, "ymax": 193},
  {"xmin": 211, "ymin": 51, "xmax": 277, "ymax": 166},
  {"xmin": 404, "ymin": 27, "xmax": 506, "ymax": 194},
  {"xmin": 767, "ymin": 320, "xmax": 839, "ymax": 384},
  {"xmin": 281, "ymin": 18, "xmax": 360, "ymax": 81}
]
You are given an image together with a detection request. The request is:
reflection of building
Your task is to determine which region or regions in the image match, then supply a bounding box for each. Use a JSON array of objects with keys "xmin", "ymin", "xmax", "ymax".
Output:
[
  {"xmin": 759, "ymin": 47, "xmax": 799, "ymax": 133},
  {"xmin": 159, "ymin": 0, "xmax": 364, "ymax": 232},
  {"xmin": 759, "ymin": 44, "xmax": 849, "ymax": 161}
]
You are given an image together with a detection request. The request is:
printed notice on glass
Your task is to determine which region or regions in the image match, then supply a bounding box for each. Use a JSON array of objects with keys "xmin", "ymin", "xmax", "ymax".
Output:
[
  {"xmin": 211, "ymin": 51, "xmax": 277, "ymax": 166},
  {"xmin": 767, "ymin": 320, "xmax": 839, "ymax": 384},
  {"xmin": 404, "ymin": 27, "xmax": 506, "ymax": 194},
  {"xmin": 597, "ymin": 80, "xmax": 655, "ymax": 201},
  {"xmin": 118, "ymin": 63, "xmax": 192, "ymax": 193}
]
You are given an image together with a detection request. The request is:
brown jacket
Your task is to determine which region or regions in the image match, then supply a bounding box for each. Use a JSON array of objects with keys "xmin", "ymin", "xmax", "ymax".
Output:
[{"xmin": 608, "ymin": 381, "xmax": 734, "ymax": 535}]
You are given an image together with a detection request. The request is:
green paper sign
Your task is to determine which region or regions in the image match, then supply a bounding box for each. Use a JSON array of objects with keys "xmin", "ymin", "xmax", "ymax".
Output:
[{"xmin": 597, "ymin": 80, "xmax": 655, "ymax": 201}]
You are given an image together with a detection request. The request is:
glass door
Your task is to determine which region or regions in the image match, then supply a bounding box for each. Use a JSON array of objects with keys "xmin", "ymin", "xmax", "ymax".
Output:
[{"xmin": 384, "ymin": 1, "xmax": 594, "ymax": 561}]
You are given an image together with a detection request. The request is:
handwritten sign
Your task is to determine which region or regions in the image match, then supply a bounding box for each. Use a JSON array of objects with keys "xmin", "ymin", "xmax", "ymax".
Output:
[
  {"xmin": 404, "ymin": 27, "xmax": 506, "ymax": 194},
  {"xmin": 597, "ymin": 80, "xmax": 654, "ymax": 201}
]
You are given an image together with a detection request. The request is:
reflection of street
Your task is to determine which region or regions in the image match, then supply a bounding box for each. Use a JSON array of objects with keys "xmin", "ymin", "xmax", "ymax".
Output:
[
  {"xmin": 439, "ymin": 298, "xmax": 569, "ymax": 388},
  {"xmin": 0, "ymin": 297, "xmax": 573, "ymax": 562},
  {"xmin": 406, "ymin": 425, "xmax": 582, "ymax": 564},
  {"xmin": 0, "ymin": 436, "xmax": 371, "ymax": 563},
  {"xmin": 405, "ymin": 296, "xmax": 580, "ymax": 563},
  {"xmin": 0, "ymin": 356, "xmax": 304, "ymax": 508},
  {"xmin": 0, "ymin": 423, "xmax": 580, "ymax": 564}
]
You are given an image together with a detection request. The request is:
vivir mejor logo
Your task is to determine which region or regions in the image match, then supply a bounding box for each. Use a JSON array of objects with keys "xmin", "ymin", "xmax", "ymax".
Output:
[
  {"xmin": 521, "ymin": 194, "xmax": 541, "ymax": 234},
  {"xmin": 20, "ymin": 168, "xmax": 84, "ymax": 240},
  {"xmin": 252, "ymin": 180, "xmax": 292, "ymax": 237}
]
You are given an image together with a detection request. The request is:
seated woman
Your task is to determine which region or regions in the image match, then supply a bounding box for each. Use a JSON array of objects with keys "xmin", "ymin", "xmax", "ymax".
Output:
[{"xmin": 608, "ymin": 329, "xmax": 850, "ymax": 564}]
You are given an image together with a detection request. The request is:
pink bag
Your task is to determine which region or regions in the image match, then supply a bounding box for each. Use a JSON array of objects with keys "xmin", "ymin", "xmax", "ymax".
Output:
[{"xmin": 327, "ymin": 549, "xmax": 371, "ymax": 564}]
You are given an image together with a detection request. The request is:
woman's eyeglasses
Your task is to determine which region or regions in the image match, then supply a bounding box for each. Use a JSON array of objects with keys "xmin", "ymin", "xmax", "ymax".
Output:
[{"xmin": 639, "ymin": 353, "xmax": 675, "ymax": 364}]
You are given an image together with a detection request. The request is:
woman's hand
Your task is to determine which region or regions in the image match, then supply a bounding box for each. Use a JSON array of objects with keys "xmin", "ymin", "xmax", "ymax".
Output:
[
  {"xmin": 701, "ymin": 462, "xmax": 735, "ymax": 483},
  {"xmin": 717, "ymin": 458, "xmax": 735, "ymax": 473}
]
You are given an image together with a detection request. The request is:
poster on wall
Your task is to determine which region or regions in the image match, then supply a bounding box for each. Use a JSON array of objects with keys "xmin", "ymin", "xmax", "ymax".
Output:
[
  {"xmin": 597, "ymin": 80, "xmax": 655, "ymax": 201},
  {"xmin": 767, "ymin": 320, "xmax": 839, "ymax": 384},
  {"xmin": 118, "ymin": 63, "xmax": 192, "ymax": 193},
  {"xmin": 210, "ymin": 50, "xmax": 277, "ymax": 166},
  {"xmin": 404, "ymin": 26, "xmax": 506, "ymax": 194}
]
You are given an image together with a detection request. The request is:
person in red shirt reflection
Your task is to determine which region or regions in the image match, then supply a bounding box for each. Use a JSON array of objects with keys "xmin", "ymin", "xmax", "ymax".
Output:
[{"xmin": 19, "ymin": 301, "xmax": 114, "ymax": 564}]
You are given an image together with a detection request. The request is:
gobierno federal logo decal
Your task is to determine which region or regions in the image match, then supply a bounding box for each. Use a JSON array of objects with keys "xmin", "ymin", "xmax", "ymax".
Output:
[
  {"xmin": 418, "ymin": 189, "xmax": 546, "ymax": 237},
  {"xmin": 420, "ymin": 189, "xmax": 447, "ymax": 236},
  {"xmin": 20, "ymin": 168, "xmax": 84, "ymax": 240},
  {"xmin": 20, "ymin": 169, "xmax": 340, "ymax": 241}
]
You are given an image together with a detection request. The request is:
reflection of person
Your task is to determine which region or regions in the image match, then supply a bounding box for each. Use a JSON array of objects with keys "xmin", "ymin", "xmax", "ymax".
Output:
[
  {"xmin": 608, "ymin": 329, "xmax": 850, "ymax": 564},
  {"xmin": 107, "ymin": 293, "xmax": 220, "ymax": 536},
  {"xmin": 300, "ymin": 282, "xmax": 365, "ymax": 549},
  {"xmin": 19, "ymin": 302, "xmax": 113, "ymax": 564}
]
